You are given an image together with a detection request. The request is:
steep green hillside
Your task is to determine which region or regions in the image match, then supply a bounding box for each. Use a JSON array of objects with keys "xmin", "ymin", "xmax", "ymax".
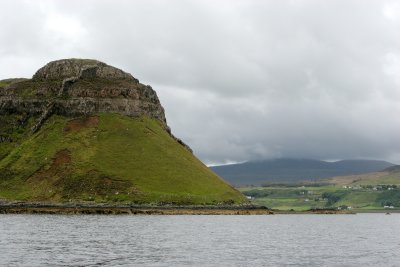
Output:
[
  {"xmin": 0, "ymin": 59, "xmax": 245, "ymax": 205},
  {"xmin": 0, "ymin": 113, "xmax": 245, "ymax": 204}
]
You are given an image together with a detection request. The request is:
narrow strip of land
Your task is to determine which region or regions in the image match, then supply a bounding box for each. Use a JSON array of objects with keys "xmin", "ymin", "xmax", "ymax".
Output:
[{"xmin": 0, "ymin": 202, "xmax": 273, "ymax": 215}]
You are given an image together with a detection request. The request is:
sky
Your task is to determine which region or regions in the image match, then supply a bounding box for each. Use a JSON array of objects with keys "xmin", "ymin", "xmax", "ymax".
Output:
[{"xmin": 1, "ymin": 0, "xmax": 400, "ymax": 165}]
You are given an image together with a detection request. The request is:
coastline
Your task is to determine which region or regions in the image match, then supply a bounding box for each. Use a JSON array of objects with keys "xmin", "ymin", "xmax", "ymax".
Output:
[
  {"xmin": 0, "ymin": 202, "xmax": 273, "ymax": 215},
  {"xmin": 272, "ymin": 209, "xmax": 356, "ymax": 214},
  {"xmin": 1, "ymin": 201, "xmax": 396, "ymax": 215}
]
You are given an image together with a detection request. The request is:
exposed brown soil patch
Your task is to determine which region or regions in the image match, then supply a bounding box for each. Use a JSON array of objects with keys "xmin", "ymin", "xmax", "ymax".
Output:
[
  {"xmin": 64, "ymin": 116, "xmax": 99, "ymax": 132},
  {"xmin": 60, "ymin": 171, "xmax": 134, "ymax": 196},
  {"xmin": 52, "ymin": 149, "xmax": 71, "ymax": 166},
  {"xmin": 28, "ymin": 149, "xmax": 71, "ymax": 183}
]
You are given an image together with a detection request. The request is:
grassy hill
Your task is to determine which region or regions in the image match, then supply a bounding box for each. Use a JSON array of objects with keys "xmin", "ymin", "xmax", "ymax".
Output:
[
  {"xmin": 319, "ymin": 171, "xmax": 400, "ymax": 186},
  {"xmin": 0, "ymin": 113, "xmax": 245, "ymax": 205}
]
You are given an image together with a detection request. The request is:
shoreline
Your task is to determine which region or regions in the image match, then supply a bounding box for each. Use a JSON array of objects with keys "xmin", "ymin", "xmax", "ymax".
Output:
[
  {"xmin": 0, "ymin": 202, "xmax": 273, "ymax": 215},
  {"xmin": 272, "ymin": 209, "xmax": 356, "ymax": 215},
  {"xmin": 1, "ymin": 202, "xmax": 396, "ymax": 215},
  {"xmin": 270, "ymin": 209, "xmax": 399, "ymax": 214}
]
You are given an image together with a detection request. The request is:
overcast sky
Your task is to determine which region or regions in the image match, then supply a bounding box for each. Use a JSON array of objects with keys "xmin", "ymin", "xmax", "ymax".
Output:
[{"xmin": 1, "ymin": 0, "xmax": 400, "ymax": 165}]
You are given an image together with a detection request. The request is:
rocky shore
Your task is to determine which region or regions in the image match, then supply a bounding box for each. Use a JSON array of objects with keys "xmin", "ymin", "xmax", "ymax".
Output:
[
  {"xmin": 0, "ymin": 202, "xmax": 273, "ymax": 215},
  {"xmin": 273, "ymin": 208, "xmax": 356, "ymax": 214}
]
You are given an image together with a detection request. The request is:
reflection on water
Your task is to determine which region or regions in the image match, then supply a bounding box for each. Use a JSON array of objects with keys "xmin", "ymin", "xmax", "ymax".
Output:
[{"xmin": 1, "ymin": 214, "xmax": 400, "ymax": 266}]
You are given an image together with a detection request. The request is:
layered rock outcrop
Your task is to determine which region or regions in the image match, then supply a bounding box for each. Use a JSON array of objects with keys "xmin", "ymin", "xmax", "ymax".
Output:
[
  {"xmin": 0, "ymin": 59, "xmax": 166, "ymax": 128},
  {"xmin": 32, "ymin": 59, "xmax": 136, "ymax": 81}
]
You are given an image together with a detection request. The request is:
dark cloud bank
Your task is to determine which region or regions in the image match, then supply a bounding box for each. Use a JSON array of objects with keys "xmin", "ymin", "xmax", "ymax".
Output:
[{"xmin": 1, "ymin": 0, "xmax": 400, "ymax": 164}]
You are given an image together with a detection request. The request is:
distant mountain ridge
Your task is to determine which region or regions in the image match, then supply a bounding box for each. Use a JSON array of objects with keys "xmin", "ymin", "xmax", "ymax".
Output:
[{"xmin": 210, "ymin": 159, "xmax": 394, "ymax": 186}]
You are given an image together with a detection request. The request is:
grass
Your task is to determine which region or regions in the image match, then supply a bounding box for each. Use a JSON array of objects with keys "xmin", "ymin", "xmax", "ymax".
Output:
[
  {"xmin": 353, "ymin": 173, "xmax": 400, "ymax": 185},
  {"xmin": 0, "ymin": 78, "xmax": 28, "ymax": 88},
  {"xmin": 240, "ymin": 170, "xmax": 400, "ymax": 211},
  {"xmin": 0, "ymin": 113, "xmax": 245, "ymax": 205},
  {"xmin": 0, "ymin": 114, "xmax": 37, "ymax": 160},
  {"xmin": 6, "ymin": 80, "xmax": 61, "ymax": 98},
  {"xmin": 322, "ymin": 171, "xmax": 400, "ymax": 186},
  {"xmin": 239, "ymin": 184, "xmax": 400, "ymax": 211},
  {"xmin": 335, "ymin": 191, "xmax": 381, "ymax": 208}
]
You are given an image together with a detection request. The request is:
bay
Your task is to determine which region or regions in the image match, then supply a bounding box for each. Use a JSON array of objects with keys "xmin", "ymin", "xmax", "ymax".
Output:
[{"xmin": 1, "ymin": 214, "xmax": 400, "ymax": 266}]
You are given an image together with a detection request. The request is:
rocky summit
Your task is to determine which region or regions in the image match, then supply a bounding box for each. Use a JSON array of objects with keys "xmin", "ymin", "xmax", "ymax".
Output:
[
  {"xmin": 0, "ymin": 59, "xmax": 245, "ymax": 205},
  {"xmin": 0, "ymin": 59, "xmax": 166, "ymax": 132}
]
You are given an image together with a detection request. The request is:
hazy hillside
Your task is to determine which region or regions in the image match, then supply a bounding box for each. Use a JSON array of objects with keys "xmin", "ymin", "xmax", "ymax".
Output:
[{"xmin": 211, "ymin": 159, "xmax": 394, "ymax": 186}]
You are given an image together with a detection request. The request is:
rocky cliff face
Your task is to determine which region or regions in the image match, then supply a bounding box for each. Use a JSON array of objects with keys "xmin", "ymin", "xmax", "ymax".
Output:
[
  {"xmin": 32, "ymin": 59, "xmax": 136, "ymax": 81},
  {"xmin": 0, "ymin": 59, "xmax": 191, "ymax": 151},
  {"xmin": 0, "ymin": 59, "xmax": 166, "ymax": 127}
]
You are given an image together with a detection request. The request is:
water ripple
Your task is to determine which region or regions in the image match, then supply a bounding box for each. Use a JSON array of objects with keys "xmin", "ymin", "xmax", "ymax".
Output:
[{"xmin": 1, "ymin": 214, "xmax": 400, "ymax": 266}]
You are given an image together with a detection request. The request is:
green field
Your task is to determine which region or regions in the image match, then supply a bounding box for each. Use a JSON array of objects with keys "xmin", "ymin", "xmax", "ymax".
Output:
[
  {"xmin": 0, "ymin": 113, "xmax": 245, "ymax": 205},
  {"xmin": 239, "ymin": 182, "xmax": 400, "ymax": 211},
  {"xmin": 0, "ymin": 78, "xmax": 28, "ymax": 88}
]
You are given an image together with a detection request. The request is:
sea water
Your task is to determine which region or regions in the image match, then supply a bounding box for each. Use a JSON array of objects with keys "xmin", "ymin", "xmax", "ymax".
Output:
[{"xmin": 1, "ymin": 214, "xmax": 400, "ymax": 266}]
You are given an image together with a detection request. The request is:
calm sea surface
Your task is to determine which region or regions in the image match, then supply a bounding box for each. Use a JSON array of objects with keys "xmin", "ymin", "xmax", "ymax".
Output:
[{"xmin": 1, "ymin": 214, "xmax": 400, "ymax": 266}]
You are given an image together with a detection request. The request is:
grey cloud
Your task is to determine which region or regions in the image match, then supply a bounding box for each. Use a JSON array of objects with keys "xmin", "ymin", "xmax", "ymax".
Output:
[{"xmin": 1, "ymin": 0, "xmax": 400, "ymax": 164}]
